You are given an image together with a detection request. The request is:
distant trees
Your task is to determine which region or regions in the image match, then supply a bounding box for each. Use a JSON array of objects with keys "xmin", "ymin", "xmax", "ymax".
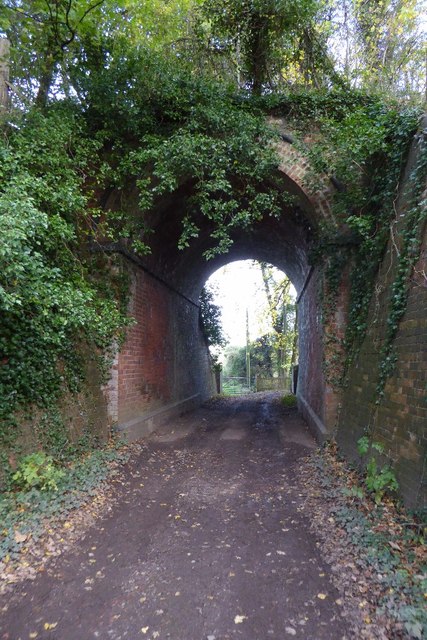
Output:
[
  {"xmin": 223, "ymin": 263, "xmax": 297, "ymax": 380},
  {"xmin": 331, "ymin": 0, "xmax": 426, "ymax": 101},
  {"xmin": 0, "ymin": 0, "xmax": 111, "ymax": 107},
  {"xmin": 200, "ymin": 0, "xmax": 323, "ymax": 93},
  {"xmin": 199, "ymin": 285, "xmax": 226, "ymax": 349},
  {"xmin": 1, "ymin": 0, "xmax": 424, "ymax": 105},
  {"xmin": 195, "ymin": 0, "xmax": 426, "ymax": 99},
  {"xmin": 223, "ymin": 339, "xmax": 274, "ymax": 378},
  {"xmin": 259, "ymin": 263, "xmax": 297, "ymax": 376}
]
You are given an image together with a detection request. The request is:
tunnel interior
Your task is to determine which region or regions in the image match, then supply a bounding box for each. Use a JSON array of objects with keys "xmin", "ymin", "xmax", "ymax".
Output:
[
  {"xmin": 112, "ymin": 170, "xmax": 316, "ymax": 301},
  {"xmin": 103, "ymin": 136, "xmax": 342, "ymax": 443}
]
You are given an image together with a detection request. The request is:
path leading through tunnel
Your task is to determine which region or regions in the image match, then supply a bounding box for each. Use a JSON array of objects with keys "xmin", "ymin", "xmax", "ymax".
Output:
[{"xmin": 1, "ymin": 394, "xmax": 350, "ymax": 640}]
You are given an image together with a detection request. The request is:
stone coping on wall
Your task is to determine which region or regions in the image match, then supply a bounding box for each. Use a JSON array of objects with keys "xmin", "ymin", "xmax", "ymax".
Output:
[
  {"xmin": 297, "ymin": 394, "xmax": 328, "ymax": 443},
  {"xmin": 117, "ymin": 393, "xmax": 202, "ymax": 442}
]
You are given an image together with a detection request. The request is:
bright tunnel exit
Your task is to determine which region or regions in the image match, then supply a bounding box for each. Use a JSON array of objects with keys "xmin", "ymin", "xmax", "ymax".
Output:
[{"xmin": 199, "ymin": 260, "xmax": 298, "ymax": 396}]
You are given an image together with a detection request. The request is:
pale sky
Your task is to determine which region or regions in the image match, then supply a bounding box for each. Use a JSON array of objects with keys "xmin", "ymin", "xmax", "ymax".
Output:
[{"xmin": 206, "ymin": 260, "xmax": 296, "ymax": 349}]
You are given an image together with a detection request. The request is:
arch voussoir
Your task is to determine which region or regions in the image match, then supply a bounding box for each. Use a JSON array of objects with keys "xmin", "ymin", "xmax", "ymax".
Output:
[{"xmin": 269, "ymin": 117, "xmax": 337, "ymax": 226}]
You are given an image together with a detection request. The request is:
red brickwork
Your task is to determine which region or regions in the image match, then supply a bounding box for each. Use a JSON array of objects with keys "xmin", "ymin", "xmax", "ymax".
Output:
[
  {"xmin": 111, "ymin": 265, "xmax": 213, "ymax": 428},
  {"xmin": 269, "ymin": 118, "xmax": 336, "ymax": 224},
  {"xmin": 117, "ymin": 270, "xmax": 172, "ymax": 423},
  {"xmin": 337, "ymin": 146, "xmax": 427, "ymax": 508},
  {"xmin": 297, "ymin": 267, "xmax": 349, "ymax": 438},
  {"xmin": 323, "ymin": 268, "xmax": 349, "ymax": 429},
  {"xmin": 297, "ymin": 268, "xmax": 325, "ymax": 432}
]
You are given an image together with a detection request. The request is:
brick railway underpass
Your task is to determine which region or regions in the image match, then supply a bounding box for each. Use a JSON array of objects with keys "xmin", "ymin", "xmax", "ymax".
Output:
[{"xmin": 99, "ymin": 118, "xmax": 426, "ymax": 509}]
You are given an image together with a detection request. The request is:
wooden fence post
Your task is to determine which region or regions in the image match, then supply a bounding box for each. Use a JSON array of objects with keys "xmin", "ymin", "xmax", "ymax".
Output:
[{"xmin": 0, "ymin": 38, "xmax": 10, "ymax": 111}]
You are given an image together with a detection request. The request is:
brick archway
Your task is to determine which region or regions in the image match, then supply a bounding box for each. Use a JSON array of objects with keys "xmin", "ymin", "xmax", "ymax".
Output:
[
  {"xmin": 269, "ymin": 117, "xmax": 336, "ymax": 225},
  {"xmin": 101, "ymin": 129, "xmax": 346, "ymax": 443},
  {"xmin": 100, "ymin": 115, "xmax": 427, "ymax": 510}
]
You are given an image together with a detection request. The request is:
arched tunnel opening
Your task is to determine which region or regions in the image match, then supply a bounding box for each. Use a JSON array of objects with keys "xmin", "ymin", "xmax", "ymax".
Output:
[
  {"xmin": 200, "ymin": 259, "xmax": 297, "ymax": 396},
  {"xmin": 103, "ymin": 135, "xmax": 345, "ymax": 444}
]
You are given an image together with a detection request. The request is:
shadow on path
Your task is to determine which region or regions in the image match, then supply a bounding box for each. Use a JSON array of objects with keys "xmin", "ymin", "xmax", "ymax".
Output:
[{"xmin": 1, "ymin": 393, "xmax": 349, "ymax": 640}]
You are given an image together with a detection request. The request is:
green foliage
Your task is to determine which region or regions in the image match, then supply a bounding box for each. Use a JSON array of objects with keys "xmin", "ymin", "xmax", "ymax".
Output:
[
  {"xmin": 335, "ymin": 499, "xmax": 426, "ymax": 638},
  {"xmin": 33, "ymin": 406, "xmax": 102, "ymax": 462},
  {"xmin": 0, "ymin": 105, "xmax": 130, "ymax": 446},
  {"xmin": 223, "ymin": 345, "xmax": 247, "ymax": 377},
  {"xmin": 376, "ymin": 134, "xmax": 427, "ymax": 397},
  {"xmin": 352, "ymin": 0, "xmax": 425, "ymax": 101},
  {"xmin": 11, "ymin": 452, "xmax": 65, "ymax": 492},
  {"xmin": 0, "ymin": 441, "xmax": 130, "ymax": 562},
  {"xmin": 281, "ymin": 393, "xmax": 297, "ymax": 407},
  {"xmin": 356, "ymin": 435, "xmax": 370, "ymax": 456},
  {"xmin": 224, "ymin": 336, "xmax": 278, "ymax": 378},
  {"xmin": 250, "ymin": 335, "xmax": 275, "ymax": 376},
  {"xmin": 106, "ymin": 51, "xmax": 283, "ymax": 257},
  {"xmin": 199, "ymin": 285, "xmax": 226, "ymax": 348},
  {"xmin": 259, "ymin": 263, "xmax": 297, "ymax": 376},
  {"xmin": 357, "ymin": 436, "xmax": 399, "ymax": 504},
  {"xmin": 357, "ymin": 435, "xmax": 386, "ymax": 457},
  {"xmin": 270, "ymin": 90, "xmax": 421, "ymax": 388},
  {"xmin": 0, "ymin": 0, "xmax": 111, "ymax": 107},
  {"xmin": 2, "ymin": 0, "xmax": 425, "ymax": 106},
  {"xmin": 365, "ymin": 457, "xmax": 399, "ymax": 505},
  {"xmin": 201, "ymin": 0, "xmax": 324, "ymax": 93},
  {"xmin": 66, "ymin": 39, "xmax": 287, "ymax": 255},
  {"xmin": 312, "ymin": 445, "xmax": 426, "ymax": 639}
]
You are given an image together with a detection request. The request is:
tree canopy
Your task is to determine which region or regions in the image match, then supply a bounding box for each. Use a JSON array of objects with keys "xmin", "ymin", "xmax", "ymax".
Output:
[{"xmin": 1, "ymin": 1, "xmax": 425, "ymax": 104}]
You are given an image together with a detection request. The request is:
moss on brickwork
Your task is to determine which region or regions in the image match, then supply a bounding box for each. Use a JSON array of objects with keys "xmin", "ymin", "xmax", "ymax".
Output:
[{"xmin": 337, "ymin": 121, "xmax": 427, "ymax": 509}]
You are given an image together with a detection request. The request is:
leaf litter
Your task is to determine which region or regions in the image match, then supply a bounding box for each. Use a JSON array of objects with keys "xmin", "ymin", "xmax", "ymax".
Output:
[
  {"xmin": 297, "ymin": 442, "xmax": 426, "ymax": 639},
  {"xmin": 0, "ymin": 441, "xmax": 144, "ymax": 595}
]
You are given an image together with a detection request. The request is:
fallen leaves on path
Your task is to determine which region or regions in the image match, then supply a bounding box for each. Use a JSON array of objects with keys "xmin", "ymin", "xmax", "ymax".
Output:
[
  {"xmin": 297, "ymin": 443, "xmax": 426, "ymax": 640},
  {"xmin": 43, "ymin": 622, "xmax": 58, "ymax": 630},
  {"xmin": 234, "ymin": 614, "xmax": 247, "ymax": 624},
  {"xmin": 0, "ymin": 443, "xmax": 144, "ymax": 596}
]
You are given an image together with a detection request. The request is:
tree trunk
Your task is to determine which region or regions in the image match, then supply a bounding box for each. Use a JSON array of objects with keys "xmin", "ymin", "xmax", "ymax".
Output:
[
  {"xmin": 248, "ymin": 15, "xmax": 267, "ymax": 95},
  {"xmin": 35, "ymin": 50, "xmax": 56, "ymax": 108},
  {"xmin": 0, "ymin": 38, "xmax": 10, "ymax": 112},
  {"xmin": 260, "ymin": 263, "xmax": 274, "ymax": 318}
]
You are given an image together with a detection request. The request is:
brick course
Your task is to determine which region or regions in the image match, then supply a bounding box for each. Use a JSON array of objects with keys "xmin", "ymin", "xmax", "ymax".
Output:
[
  {"xmin": 337, "ymin": 138, "xmax": 427, "ymax": 509},
  {"xmin": 106, "ymin": 265, "xmax": 213, "ymax": 428}
]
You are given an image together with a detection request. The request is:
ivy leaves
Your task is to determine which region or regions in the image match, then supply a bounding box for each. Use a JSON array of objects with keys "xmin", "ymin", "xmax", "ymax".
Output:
[
  {"xmin": 0, "ymin": 107, "xmax": 128, "ymax": 430},
  {"xmin": 117, "ymin": 72, "xmax": 281, "ymax": 258}
]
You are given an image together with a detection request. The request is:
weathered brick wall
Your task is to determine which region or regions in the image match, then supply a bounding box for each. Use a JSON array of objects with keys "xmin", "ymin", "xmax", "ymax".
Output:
[
  {"xmin": 107, "ymin": 263, "xmax": 214, "ymax": 438},
  {"xmin": 118, "ymin": 268, "xmax": 172, "ymax": 422},
  {"xmin": 297, "ymin": 266, "xmax": 349, "ymax": 440},
  {"xmin": 270, "ymin": 117, "xmax": 336, "ymax": 226},
  {"xmin": 337, "ymin": 132, "xmax": 427, "ymax": 509},
  {"xmin": 297, "ymin": 268, "xmax": 327, "ymax": 437}
]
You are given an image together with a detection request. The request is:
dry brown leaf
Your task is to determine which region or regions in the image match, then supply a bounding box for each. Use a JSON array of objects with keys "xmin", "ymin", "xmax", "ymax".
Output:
[{"xmin": 14, "ymin": 531, "xmax": 28, "ymax": 544}]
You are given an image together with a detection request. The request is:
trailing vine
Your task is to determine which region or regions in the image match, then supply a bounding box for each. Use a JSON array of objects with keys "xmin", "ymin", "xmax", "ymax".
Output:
[
  {"xmin": 341, "ymin": 109, "xmax": 423, "ymax": 375},
  {"xmin": 267, "ymin": 91, "xmax": 422, "ymax": 390},
  {"xmin": 376, "ymin": 129, "xmax": 427, "ymax": 398},
  {"xmin": 0, "ymin": 106, "xmax": 131, "ymax": 461}
]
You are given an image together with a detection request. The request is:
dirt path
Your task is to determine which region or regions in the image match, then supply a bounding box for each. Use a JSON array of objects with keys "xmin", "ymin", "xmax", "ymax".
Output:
[{"xmin": 1, "ymin": 394, "xmax": 350, "ymax": 640}]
